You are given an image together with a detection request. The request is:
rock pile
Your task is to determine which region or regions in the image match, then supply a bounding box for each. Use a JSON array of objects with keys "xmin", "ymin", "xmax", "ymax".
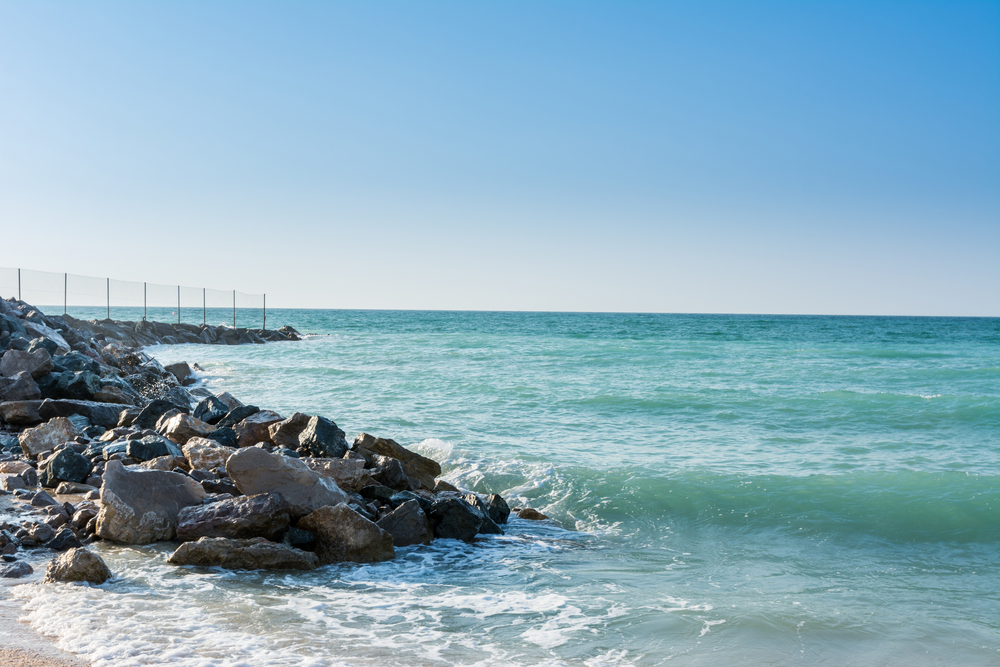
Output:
[{"xmin": 0, "ymin": 296, "xmax": 541, "ymax": 578}]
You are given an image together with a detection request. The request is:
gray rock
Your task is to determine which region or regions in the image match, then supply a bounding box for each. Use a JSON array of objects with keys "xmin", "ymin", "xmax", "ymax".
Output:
[
  {"xmin": 21, "ymin": 321, "xmax": 71, "ymax": 354},
  {"xmin": 44, "ymin": 448, "xmax": 92, "ymax": 486},
  {"xmin": 43, "ymin": 547, "xmax": 111, "ymax": 584},
  {"xmin": 165, "ymin": 361, "xmax": 195, "ymax": 386},
  {"xmin": 298, "ymin": 503, "xmax": 394, "ymax": 564},
  {"xmin": 37, "ymin": 399, "xmax": 123, "ymax": 427},
  {"xmin": 267, "ymin": 412, "xmax": 311, "ymax": 449},
  {"xmin": 193, "ymin": 395, "xmax": 228, "ymax": 425},
  {"xmin": 18, "ymin": 417, "xmax": 81, "ymax": 457},
  {"xmin": 133, "ymin": 398, "xmax": 187, "ymax": 430},
  {"xmin": 126, "ymin": 435, "xmax": 183, "ymax": 462},
  {"xmin": 0, "ymin": 371, "xmax": 40, "ymax": 402},
  {"xmin": 167, "ymin": 536, "xmax": 318, "ymax": 570},
  {"xmin": 483, "ymin": 493, "xmax": 511, "ymax": 524},
  {"xmin": 373, "ymin": 456, "xmax": 411, "ymax": 491},
  {"xmin": 376, "ymin": 500, "xmax": 434, "ymax": 547},
  {"xmin": 159, "ymin": 413, "xmax": 217, "ymax": 445},
  {"xmin": 176, "ymin": 493, "xmax": 290, "ymax": 542},
  {"xmin": 51, "ymin": 351, "xmax": 101, "ymax": 375},
  {"xmin": 298, "ymin": 416, "xmax": 348, "ymax": 458},
  {"xmin": 182, "ymin": 437, "xmax": 235, "ymax": 471},
  {"xmin": 353, "ymin": 433, "xmax": 441, "ymax": 489},
  {"xmin": 54, "ymin": 371, "xmax": 102, "ymax": 401},
  {"xmin": 0, "ymin": 399, "xmax": 43, "ymax": 425},
  {"xmin": 43, "ymin": 527, "xmax": 82, "ymax": 551},
  {"xmin": 216, "ymin": 405, "xmax": 259, "ymax": 429},
  {"xmin": 233, "ymin": 410, "xmax": 283, "ymax": 448},
  {"xmin": 429, "ymin": 498, "xmax": 483, "ymax": 542},
  {"xmin": 225, "ymin": 447, "xmax": 348, "ymax": 518},
  {"xmin": 0, "ymin": 348, "xmax": 53, "ymax": 379},
  {"xmin": 0, "ymin": 560, "xmax": 33, "ymax": 578},
  {"xmin": 96, "ymin": 460, "xmax": 206, "ymax": 544},
  {"xmin": 202, "ymin": 427, "xmax": 237, "ymax": 449}
]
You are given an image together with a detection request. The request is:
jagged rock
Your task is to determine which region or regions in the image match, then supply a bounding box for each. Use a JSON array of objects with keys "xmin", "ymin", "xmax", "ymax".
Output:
[
  {"xmin": 0, "ymin": 399, "xmax": 43, "ymax": 425},
  {"xmin": 193, "ymin": 396, "xmax": 228, "ymax": 425},
  {"xmin": 516, "ymin": 508, "xmax": 549, "ymax": 521},
  {"xmin": 43, "ymin": 547, "xmax": 111, "ymax": 584},
  {"xmin": 51, "ymin": 351, "xmax": 101, "ymax": 375},
  {"xmin": 373, "ymin": 455, "xmax": 411, "ymax": 491},
  {"xmin": 0, "ymin": 348, "xmax": 53, "ymax": 379},
  {"xmin": 22, "ymin": 321, "xmax": 71, "ymax": 354},
  {"xmin": 0, "ymin": 461, "xmax": 32, "ymax": 474},
  {"xmin": 429, "ymin": 498, "xmax": 483, "ymax": 542},
  {"xmin": 160, "ymin": 413, "xmax": 217, "ymax": 445},
  {"xmin": 126, "ymin": 435, "xmax": 183, "ymax": 461},
  {"xmin": 1, "ymin": 476, "xmax": 26, "ymax": 491},
  {"xmin": 0, "ymin": 371, "xmax": 40, "ymax": 402},
  {"xmin": 133, "ymin": 398, "xmax": 186, "ymax": 430},
  {"xmin": 216, "ymin": 405, "xmax": 259, "ymax": 429},
  {"xmin": 354, "ymin": 434, "xmax": 441, "ymax": 489},
  {"xmin": 176, "ymin": 493, "xmax": 289, "ymax": 541},
  {"xmin": 201, "ymin": 478, "xmax": 239, "ymax": 496},
  {"xmin": 300, "ymin": 457, "xmax": 372, "ymax": 493},
  {"xmin": 215, "ymin": 392, "xmax": 243, "ymax": 410},
  {"xmin": 267, "ymin": 412, "xmax": 311, "ymax": 449},
  {"xmin": 20, "ymin": 466, "xmax": 39, "ymax": 487},
  {"xmin": 298, "ymin": 503, "xmax": 394, "ymax": 564},
  {"xmin": 376, "ymin": 500, "xmax": 434, "ymax": 547},
  {"xmin": 26, "ymin": 336, "xmax": 60, "ymax": 356},
  {"xmin": 18, "ymin": 417, "xmax": 81, "ymax": 457},
  {"xmin": 139, "ymin": 455, "xmax": 186, "ymax": 471},
  {"xmin": 233, "ymin": 410, "xmax": 283, "ymax": 448},
  {"xmin": 482, "ymin": 493, "xmax": 511, "ymax": 524},
  {"xmin": 44, "ymin": 448, "xmax": 91, "ymax": 485},
  {"xmin": 201, "ymin": 427, "xmax": 237, "ymax": 449},
  {"xmin": 43, "ymin": 527, "xmax": 82, "ymax": 551},
  {"xmin": 167, "ymin": 536, "xmax": 318, "ymax": 570},
  {"xmin": 433, "ymin": 479, "xmax": 459, "ymax": 493},
  {"xmin": 26, "ymin": 521, "xmax": 56, "ymax": 542},
  {"xmin": 225, "ymin": 447, "xmax": 348, "ymax": 518},
  {"xmin": 96, "ymin": 460, "xmax": 206, "ymax": 544},
  {"xmin": 298, "ymin": 416, "xmax": 348, "ymax": 458},
  {"xmin": 182, "ymin": 437, "xmax": 235, "ymax": 471},
  {"xmin": 52, "ymin": 371, "xmax": 102, "ymax": 401},
  {"xmin": 0, "ymin": 560, "xmax": 33, "ymax": 578},
  {"xmin": 165, "ymin": 361, "xmax": 195, "ymax": 386},
  {"xmin": 37, "ymin": 399, "xmax": 123, "ymax": 427}
]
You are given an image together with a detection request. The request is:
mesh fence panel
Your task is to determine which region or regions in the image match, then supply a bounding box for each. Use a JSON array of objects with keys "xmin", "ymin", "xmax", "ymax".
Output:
[{"xmin": 0, "ymin": 267, "xmax": 267, "ymax": 328}]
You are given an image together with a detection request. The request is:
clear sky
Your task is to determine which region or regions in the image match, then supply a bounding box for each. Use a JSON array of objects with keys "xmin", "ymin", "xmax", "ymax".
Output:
[{"xmin": 1, "ymin": 1, "xmax": 997, "ymax": 315}]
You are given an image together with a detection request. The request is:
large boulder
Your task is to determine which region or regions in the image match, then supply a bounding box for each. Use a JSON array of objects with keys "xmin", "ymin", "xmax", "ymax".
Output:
[
  {"xmin": 353, "ymin": 434, "xmax": 441, "ymax": 489},
  {"xmin": 376, "ymin": 500, "xmax": 434, "ymax": 547},
  {"xmin": 0, "ymin": 348, "xmax": 53, "ymax": 379},
  {"xmin": 53, "ymin": 371, "xmax": 102, "ymax": 401},
  {"xmin": 0, "ymin": 561, "xmax": 33, "ymax": 578},
  {"xmin": 0, "ymin": 399, "xmax": 43, "ymax": 425},
  {"xmin": 0, "ymin": 371, "xmax": 40, "ymax": 402},
  {"xmin": 216, "ymin": 405, "xmax": 260, "ymax": 429},
  {"xmin": 160, "ymin": 413, "xmax": 217, "ymax": 445},
  {"xmin": 428, "ymin": 498, "xmax": 483, "ymax": 542},
  {"xmin": 167, "ymin": 536, "xmax": 318, "ymax": 570},
  {"xmin": 182, "ymin": 437, "xmax": 235, "ymax": 471},
  {"xmin": 37, "ymin": 399, "xmax": 123, "ymax": 427},
  {"xmin": 176, "ymin": 493, "xmax": 290, "ymax": 541},
  {"xmin": 43, "ymin": 447, "xmax": 92, "ymax": 485},
  {"xmin": 22, "ymin": 321, "xmax": 71, "ymax": 354},
  {"xmin": 96, "ymin": 460, "xmax": 206, "ymax": 544},
  {"xmin": 297, "ymin": 503, "xmax": 394, "ymax": 564},
  {"xmin": 464, "ymin": 493, "xmax": 504, "ymax": 534},
  {"xmin": 300, "ymin": 457, "xmax": 372, "ymax": 493},
  {"xmin": 133, "ymin": 398, "xmax": 187, "ymax": 430},
  {"xmin": 43, "ymin": 547, "xmax": 112, "ymax": 584},
  {"xmin": 18, "ymin": 416, "xmax": 80, "ymax": 457},
  {"xmin": 483, "ymin": 493, "xmax": 511, "ymax": 524},
  {"xmin": 225, "ymin": 447, "xmax": 348, "ymax": 518},
  {"xmin": 298, "ymin": 416, "xmax": 348, "ymax": 458},
  {"xmin": 267, "ymin": 412, "xmax": 311, "ymax": 449},
  {"xmin": 372, "ymin": 455, "xmax": 411, "ymax": 491},
  {"xmin": 50, "ymin": 351, "xmax": 101, "ymax": 375},
  {"xmin": 233, "ymin": 410, "xmax": 283, "ymax": 448},
  {"xmin": 193, "ymin": 395, "xmax": 228, "ymax": 425},
  {"xmin": 164, "ymin": 361, "xmax": 195, "ymax": 386}
]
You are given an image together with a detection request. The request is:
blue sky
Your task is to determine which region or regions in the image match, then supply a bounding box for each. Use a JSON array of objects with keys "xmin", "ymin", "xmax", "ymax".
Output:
[{"xmin": 1, "ymin": 1, "xmax": 997, "ymax": 315}]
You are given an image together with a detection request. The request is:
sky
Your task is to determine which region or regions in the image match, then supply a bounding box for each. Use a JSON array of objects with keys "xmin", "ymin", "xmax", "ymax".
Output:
[{"xmin": 1, "ymin": 1, "xmax": 998, "ymax": 315}]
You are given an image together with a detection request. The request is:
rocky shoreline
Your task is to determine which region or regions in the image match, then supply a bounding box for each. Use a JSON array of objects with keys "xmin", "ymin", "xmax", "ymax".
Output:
[{"xmin": 1, "ymin": 295, "xmax": 546, "ymax": 590}]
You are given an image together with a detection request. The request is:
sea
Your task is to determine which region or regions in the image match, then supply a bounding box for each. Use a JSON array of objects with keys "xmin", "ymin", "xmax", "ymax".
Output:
[{"xmin": 9, "ymin": 309, "xmax": 1000, "ymax": 666}]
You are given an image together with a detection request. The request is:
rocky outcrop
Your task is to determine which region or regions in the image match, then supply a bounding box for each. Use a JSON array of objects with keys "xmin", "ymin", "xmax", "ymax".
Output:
[
  {"xmin": 353, "ymin": 433, "xmax": 441, "ymax": 489},
  {"xmin": 18, "ymin": 416, "xmax": 80, "ymax": 457},
  {"xmin": 176, "ymin": 493, "xmax": 290, "ymax": 542},
  {"xmin": 43, "ymin": 547, "xmax": 112, "ymax": 584},
  {"xmin": 376, "ymin": 500, "xmax": 434, "ymax": 547},
  {"xmin": 96, "ymin": 460, "xmax": 206, "ymax": 544},
  {"xmin": 167, "ymin": 537, "xmax": 318, "ymax": 570},
  {"xmin": 297, "ymin": 503, "xmax": 394, "ymax": 564},
  {"xmin": 225, "ymin": 447, "xmax": 348, "ymax": 518}
]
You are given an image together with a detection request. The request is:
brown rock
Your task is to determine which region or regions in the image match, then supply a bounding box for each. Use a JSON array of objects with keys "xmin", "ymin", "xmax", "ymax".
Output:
[
  {"xmin": 300, "ymin": 457, "xmax": 372, "ymax": 493},
  {"xmin": 167, "ymin": 536, "xmax": 318, "ymax": 570},
  {"xmin": 517, "ymin": 508, "xmax": 549, "ymax": 521},
  {"xmin": 298, "ymin": 503, "xmax": 395, "ymax": 564},
  {"xmin": 176, "ymin": 493, "xmax": 290, "ymax": 541},
  {"xmin": 267, "ymin": 412, "xmax": 311, "ymax": 449},
  {"xmin": 0, "ymin": 348, "xmax": 53, "ymax": 379},
  {"xmin": 43, "ymin": 547, "xmax": 112, "ymax": 584},
  {"xmin": 0, "ymin": 461, "xmax": 32, "ymax": 474},
  {"xmin": 225, "ymin": 447, "xmax": 348, "ymax": 518},
  {"xmin": 215, "ymin": 391, "xmax": 243, "ymax": 411},
  {"xmin": 159, "ymin": 413, "xmax": 217, "ymax": 445},
  {"xmin": 233, "ymin": 410, "xmax": 283, "ymax": 448},
  {"xmin": 376, "ymin": 499, "xmax": 433, "ymax": 547},
  {"xmin": 182, "ymin": 437, "xmax": 234, "ymax": 471},
  {"xmin": 433, "ymin": 479, "xmax": 459, "ymax": 493},
  {"xmin": 18, "ymin": 417, "xmax": 81, "ymax": 457},
  {"xmin": 353, "ymin": 433, "xmax": 441, "ymax": 489},
  {"xmin": 0, "ymin": 399, "xmax": 43, "ymax": 425}
]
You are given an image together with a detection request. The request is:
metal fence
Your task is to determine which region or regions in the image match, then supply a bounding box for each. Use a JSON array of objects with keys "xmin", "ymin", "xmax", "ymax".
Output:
[{"xmin": 0, "ymin": 267, "xmax": 266, "ymax": 329}]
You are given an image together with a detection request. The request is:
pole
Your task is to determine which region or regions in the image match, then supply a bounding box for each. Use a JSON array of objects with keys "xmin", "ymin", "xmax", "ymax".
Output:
[
  {"xmin": 64, "ymin": 273, "xmax": 67, "ymax": 315},
  {"xmin": 233, "ymin": 290, "xmax": 236, "ymax": 328},
  {"xmin": 177, "ymin": 286, "xmax": 181, "ymax": 324},
  {"xmin": 203, "ymin": 288, "xmax": 206, "ymax": 325},
  {"xmin": 106, "ymin": 278, "xmax": 109, "ymax": 320},
  {"xmin": 18, "ymin": 268, "xmax": 20, "ymax": 301},
  {"xmin": 263, "ymin": 294, "xmax": 266, "ymax": 330},
  {"xmin": 143, "ymin": 283, "xmax": 147, "ymax": 321}
]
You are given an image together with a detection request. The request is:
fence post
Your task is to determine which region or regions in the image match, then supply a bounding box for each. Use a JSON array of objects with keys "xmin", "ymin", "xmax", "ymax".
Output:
[
  {"xmin": 203, "ymin": 288, "xmax": 206, "ymax": 325},
  {"xmin": 233, "ymin": 290, "xmax": 236, "ymax": 328},
  {"xmin": 106, "ymin": 278, "xmax": 109, "ymax": 320},
  {"xmin": 64, "ymin": 273, "xmax": 67, "ymax": 315},
  {"xmin": 143, "ymin": 283, "xmax": 147, "ymax": 321},
  {"xmin": 177, "ymin": 286, "xmax": 181, "ymax": 324},
  {"xmin": 263, "ymin": 294, "xmax": 266, "ymax": 330},
  {"xmin": 17, "ymin": 268, "xmax": 20, "ymax": 301}
]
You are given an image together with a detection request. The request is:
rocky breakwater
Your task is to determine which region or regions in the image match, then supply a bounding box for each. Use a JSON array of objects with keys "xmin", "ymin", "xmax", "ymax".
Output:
[{"xmin": 1, "ymin": 296, "xmax": 547, "ymax": 581}]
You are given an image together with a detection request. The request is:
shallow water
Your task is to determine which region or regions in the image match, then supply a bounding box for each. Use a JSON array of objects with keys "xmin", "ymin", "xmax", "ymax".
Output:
[{"xmin": 14, "ymin": 311, "xmax": 1000, "ymax": 666}]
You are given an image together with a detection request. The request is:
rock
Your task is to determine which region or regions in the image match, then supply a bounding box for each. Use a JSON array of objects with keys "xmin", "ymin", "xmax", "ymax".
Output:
[
  {"xmin": 0, "ymin": 461, "xmax": 32, "ymax": 474},
  {"xmin": 55, "ymin": 482, "xmax": 97, "ymax": 495},
  {"xmin": 216, "ymin": 405, "xmax": 260, "ymax": 429},
  {"xmin": 53, "ymin": 371, "xmax": 102, "ymax": 401},
  {"xmin": 20, "ymin": 467, "xmax": 38, "ymax": 487},
  {"xmin": 160, "ymin": 413, "xmax": 217, "ymax": 445},
  {"xmin": 43, "ymin": 527, "xmax": 82, "ymax": 551},
  {"xmin": 43, "ymin": 547, "xmax": 111, "ymax": 584},
  {"xmin": 282, "ymin": 527, "xmax": 315, "ymax": 549},
  {"xmin": 164, "ymin": 361, "xmax": 196, "ymax": 386},
  {"xmin": 133, "ymin": 398, "xmax": 186, "ymax": 430},
  {"xmin": 0, "ymin": 371, "xmax": 40, "ymax": 402},
  {"xmin": 71, "ymin": 505, "xmax": 98, "ymax": 529},
  {"xmin": 516, "ymin": 508, "xmax": 549, "ymax": 521},
  {"xmin": 139, "ymin": 455, "xmax": 186, "ymax": 471},
  {"xmin": 176, "ymin": 493, "xmax": 289, "ymax": 541},
  {"xmin": 0, "ymin": 560, "xmax": 33, "ymax": 578},
  {"xmin": 22, "ymin": 321, "xmax": 71, "ymax": 354},
  {"xmin": 26, "ymin": 521, "xmax": 56, "ymax": 542},
  {"xmin": 225, "ymin": 447, "xmax": 348, "ymax": 518},
  {"xmin": 428, "ymin": 498, "xmax": 483, "ymax": 542},
  {"xmin": 26, "ymin": 336, "xmax": 60, "ymax": 357},
  {"xmin": 18, "ymin": 417, "xmax": 81, "ymax": 457},
  {"xmin": 300, "ymin": 457, "xmax": 372, "ymax": 493},
  {"xmin": 167, "ymin": 536, "xmax": 318, "ymax": 570},
  {"xmin": 0, "ymin": 348, "xmax": 53, "ymax": 379},
  {"xmin": 360, "ymin": 484, "xmax": 396, "ymax": 503},
  {"xmin": 483, "ymin": 494, "xmax": 511, "ymax": 524},
  {"xmin": 126, "ymin": 435, "xmax": 183, "ymax": 461},
  {"xmin": 182, "ymin": 437, "xmax": 235, "ymax": 471},
  {"xmin": 96, "ymin": 460, "xmax": 206, "ymax": 544},
  {"xmin": 354, "ymin": 434, "xmax": 441, "ymax": 489},
  {"xmin": 376, "ymin": 500, "xmax": 434, "ymax": 547},
  {"xmin": 0, "ymin": 399, "xmax": 43, "ymax": 425},
  {"xmin": 1, "ymin": 475, "xmax": 26, "ymax": 491},
  {"xmin": 50, "ymin": 351, "xmax": 101, "ymax": 375},
  {"xmin": 193, "ymin": 396, "xmax": 228, "ymax": 425},
  {"xmin": 433, "ymin": 479, "xmax": 459, "ymax": 493},
  {"xmin": 298, "ymin": 416, "xmax": 348, "ymax": 458},
  {"xmin": 201, "ymin": 479, "xmax": 240, "ymax": 496},
  {"xmin": 37, "ymin": 399, "xmax": 123, "ymax": 427},
  {"xmin": 215, "ymin": 392, "xmax": 243, "ymax": 411},
  {"xmin": 373, "ymin": 456, "xmax": 411, "ymax": 491},
  {"xmin": 44, "ymin": 448, "xmax": 92, "ymax": 485},
  {"xmin": 388, "ymin": 491, "xmax": 433, "ymax": 514},
  {"xmin": 233, "ymin": 410, "xmax": 283, "ymax": 448},
  {"xmin": 267, "ymin": 412, "xmax": 311, "ymax": 449},
  {"xmin": 298, "ymin": 503, "xmax": 394, "ymax": 564},
  {"xmin": 202, "ymin": 427, "xmax": 237, "ymax": 449}
]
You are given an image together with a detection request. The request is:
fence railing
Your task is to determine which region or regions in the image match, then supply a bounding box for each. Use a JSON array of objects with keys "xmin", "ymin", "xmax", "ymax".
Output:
[{"xmin": 0, "ymin": 267, "xmax": 267, "ymax": 330}]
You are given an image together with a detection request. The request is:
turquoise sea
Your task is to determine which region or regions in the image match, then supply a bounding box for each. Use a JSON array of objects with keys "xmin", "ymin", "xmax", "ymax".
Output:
[{"xmin": 14, "ymin": 310, "xmax": 1000, "ymax": 666}]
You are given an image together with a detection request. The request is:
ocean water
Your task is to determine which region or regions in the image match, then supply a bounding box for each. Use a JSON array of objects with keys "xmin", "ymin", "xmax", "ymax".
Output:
[{"xmin": 12, "ymin": 310, "xmax": 1000, "ymax": 666}]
